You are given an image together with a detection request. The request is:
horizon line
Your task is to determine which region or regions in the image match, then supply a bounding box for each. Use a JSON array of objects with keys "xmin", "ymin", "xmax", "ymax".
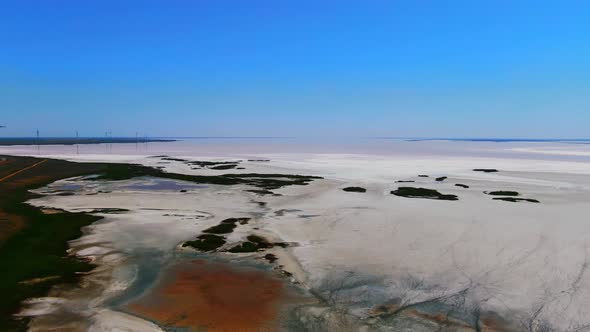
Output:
[{"xmin": 1, "ymin": 136, "xmax": 590, "ymax": 141}]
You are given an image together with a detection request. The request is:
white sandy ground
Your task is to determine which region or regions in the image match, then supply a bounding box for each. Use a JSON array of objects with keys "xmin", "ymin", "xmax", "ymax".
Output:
[{"xmin": 3, "ymin": 142, "xmax": 590, "ymax": 331}]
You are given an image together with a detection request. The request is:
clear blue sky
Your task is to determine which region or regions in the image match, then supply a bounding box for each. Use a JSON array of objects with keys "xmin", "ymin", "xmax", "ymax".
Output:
[{"xmin": 1, "ymin": 1, "xmax": 589, "ymax": 138}]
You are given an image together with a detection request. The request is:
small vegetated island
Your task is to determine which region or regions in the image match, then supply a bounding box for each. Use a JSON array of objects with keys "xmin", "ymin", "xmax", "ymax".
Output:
[
  {"xmin": 183, "ymin": 216, "xmax": 288, "ymax": 254},
  {"xmin": 157, "ymin": 157, "xmax": 269, "ymax": 171},
  {"xmin": 391, "ymin": 187, "xmax": 458, "ymax": 201},
  {"xmin": 159, "ymin": 157, "xmax": 243, "ymax": 170},
  {"xmin": 200, "ymin": 218, "xmax": 249, "ymax": 234},
  {"xmin": 473, "ymin": 168, "xmax": 499, "ymax": 173},
  {"xmin": 485, "ymin": 191, "xmax": 519, "ymax": 196},
  {"xmin": 95, "ymin": 163, "xmax": 321, "ymax": 190},
  {"xmin": 485, "ymin": 190, "xmax": 540, "ymax": 203},
  {"xmin": 228, "ymin": 235, "xmax": 274, "ymax": 253},
  {"xmin": 183, "ymin": 234, "xmax": 227, "ymax": 252},
  {"xmin": 493, "ymin": 197, "xmax": 540, "ymax": 203},
  {"xmin": 342, "ymin": 186, "xmax": 366, "ymax": 193}
]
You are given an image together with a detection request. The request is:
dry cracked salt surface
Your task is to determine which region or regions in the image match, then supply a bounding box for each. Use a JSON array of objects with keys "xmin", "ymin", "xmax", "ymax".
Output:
[{"xmin": 4, "ymin": 140, "xmax": 590, "ymax": 331}]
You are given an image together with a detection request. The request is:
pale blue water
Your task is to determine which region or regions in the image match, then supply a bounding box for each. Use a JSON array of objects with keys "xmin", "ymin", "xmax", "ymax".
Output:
[{"xmin": 120, "ymin": 177, "xmax": 208, "ymax": 191}]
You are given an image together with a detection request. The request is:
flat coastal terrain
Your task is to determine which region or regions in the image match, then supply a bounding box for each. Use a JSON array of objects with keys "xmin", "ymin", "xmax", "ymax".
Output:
[
  {"xmin": 0, "ymin": 137, "xmax": 175, "ymax": 146},
  {"xmin": 1, "ymin": 139, "xmax": 590, "ymax": 331}
]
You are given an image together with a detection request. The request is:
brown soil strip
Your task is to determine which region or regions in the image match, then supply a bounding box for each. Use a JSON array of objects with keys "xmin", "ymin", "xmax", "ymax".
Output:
[{"xmin": 0, "ymin": 159, "xmax": 47, "ymax": 183}]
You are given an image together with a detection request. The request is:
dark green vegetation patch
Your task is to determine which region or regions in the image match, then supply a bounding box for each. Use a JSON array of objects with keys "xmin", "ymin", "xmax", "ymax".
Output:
[
  {"xmin": 342, "ymin": 186, "xmax": 366, "ymax": 193},
  {"xmin": 160, "ymin": 158, "xmax": 243, "ymax": 170},
  {"xmin": 202, "ymin": 223, "xmax": 238, "ymax": 234},
  {"xmin": 485, "ymin": 191, "xmax": 519, "ymax": 196},
  {"xmin": 228, "ymin": 242, "xmax": 259, "ymax": 253},
  {"xmin": 209, "ymin": 164, "xmax": 239, "ymax": 170},
  {"xmin": 182, "ymin": 234, "xmax": 226, "ymax": 251},
  {"xmin": 493, "ymin": 197, "xmax": 540, "ymax": 203},
  {"xmin": 0, "ymin": 156, "xmax": 108, "ymax": 331},
  {"xmin": 455, "ymin": 184, "xmax": 470, "ymax": 188},
  {"xmin": 264, "ymin": 253, "xmax": 278, "ymax": 263},
  {"xmin": 228, "ymin": 173, "xmax": 322, "ymax": 190},
  {"xmin": 391, "ymin": 187, "xmax": 459, "ymax": 201},
  {"xmin": 160, "ymin": 157, "xmax": 187, "ymax": 162},
  {"xmin": 87, "ymin": 208, "xmax": 130, "ymax": 214},
  {"xmin": 203, "ymin": 218, "xmax": 250, "ymax": 234},
  {"xmin": 227, "ymin": 234, "xmax": 280, "ymax": 253},
  {"xmin": 186, "ymin": 160, "xmax": 242, "ymax": 168},
  {"xmin": 221, "ymin": 217, "xmax": 251, "ymax": 225},
  {"xmin": 247, "ymin": 235, "xmax": 273, "ymax": 249},
  {"xmin": 435, "ymin": 176, "xmax": 448, "ymax": 182},
  {"xmin": 185, "ymin": 160, "xmax": 243, "ymax": 171},
  {"xmin": 182, "ymin": 218, "xmax": 252, "ymax": 251},
  {"xmin": 94, "ymin": 164, "xmax": 321, "ymax": 190}
]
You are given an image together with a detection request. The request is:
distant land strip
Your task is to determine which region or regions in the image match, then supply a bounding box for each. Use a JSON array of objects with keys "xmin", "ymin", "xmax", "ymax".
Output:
[{"xmin": 0, "ymin": 137, "xmax": 176, "ymax": 146}]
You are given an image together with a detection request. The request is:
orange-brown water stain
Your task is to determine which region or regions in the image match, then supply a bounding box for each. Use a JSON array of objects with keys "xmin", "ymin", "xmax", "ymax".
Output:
[{"xmin": 126, "ymin": 259, "xmax": 303, "ymax": 332}]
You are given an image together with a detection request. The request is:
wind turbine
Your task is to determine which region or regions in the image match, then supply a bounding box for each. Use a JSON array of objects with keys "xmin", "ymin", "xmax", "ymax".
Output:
[{"xmin": 36, "ymin": 129, "xmax": 40, "ymax": 155}]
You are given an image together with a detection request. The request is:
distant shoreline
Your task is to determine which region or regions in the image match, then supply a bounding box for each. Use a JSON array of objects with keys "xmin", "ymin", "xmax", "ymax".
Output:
[
  {"xmin": 373, "ymin": 137, "xmax": 590, "ymax": 143},
  {"xmin": 0, "ymin": 137, "xmax": 176, "ymax": 146},
  {"xmin": 2, "ymin": 136, "xmax": 590, "ymax": 145}
]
